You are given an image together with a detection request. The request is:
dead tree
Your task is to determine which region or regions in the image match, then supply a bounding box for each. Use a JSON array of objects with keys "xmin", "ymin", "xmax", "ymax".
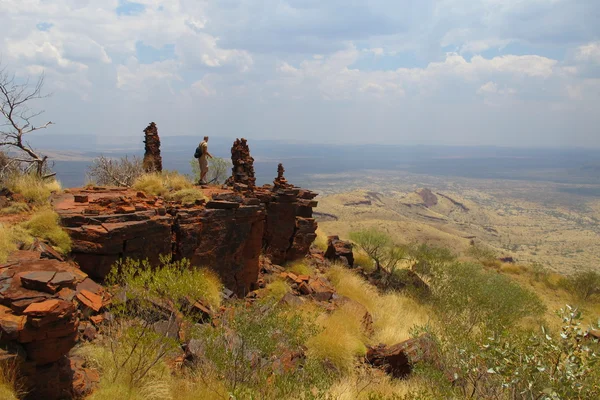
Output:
[{"xmin": 0, "ymin": 63, "xmax": 54, "ymax": 178}]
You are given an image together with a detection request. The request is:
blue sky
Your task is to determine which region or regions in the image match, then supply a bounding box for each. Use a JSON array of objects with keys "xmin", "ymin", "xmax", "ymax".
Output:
[{"xmin": 1, "ymin": 0, "xmax": 599, "ymax": 147}]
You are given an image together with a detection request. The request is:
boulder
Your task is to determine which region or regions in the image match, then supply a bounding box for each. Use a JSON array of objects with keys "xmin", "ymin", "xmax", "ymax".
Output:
[
  {"xmin": 324, "ymin": 235, "xmax": 354, "ymax": 267},
  {"xmin": 366, "ymin": 334, "xmax": 437, "ymax": 378}
]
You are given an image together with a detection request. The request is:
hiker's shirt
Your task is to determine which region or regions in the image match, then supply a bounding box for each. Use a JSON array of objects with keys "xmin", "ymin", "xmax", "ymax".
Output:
[{"xmin": 199, "ymin": 141, "xmax": 208, "ymax": 163}]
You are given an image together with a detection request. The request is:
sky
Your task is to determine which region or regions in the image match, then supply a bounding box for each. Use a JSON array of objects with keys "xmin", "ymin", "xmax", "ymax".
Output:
[{"xmin": 1, "ymin": 0, "xmax": 599, "ymax": 148}]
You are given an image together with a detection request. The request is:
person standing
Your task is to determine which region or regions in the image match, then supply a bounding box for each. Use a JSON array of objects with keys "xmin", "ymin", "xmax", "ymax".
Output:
[{"xmin": 198, "ymin": 135, "xmax": 213, "ymax": 184}]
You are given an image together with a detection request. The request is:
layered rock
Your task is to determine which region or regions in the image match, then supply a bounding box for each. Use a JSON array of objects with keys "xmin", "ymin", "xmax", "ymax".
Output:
[
  {"xmin": 142, "ymin": 122, "xmax": 162, "ymax": 173},
  {"xmin": 417, "ymin": 188, "xmax": 438, "ymax": 208},
  {"xmin": 54, "ymin": 140, "xmax": 318, "ymax": 296},
  {"xmin": 225, "ymin": 138, "xmax": 256, "ymax": 190},
  {"xmin": 325, "ymin": 235, "xmax": 354, "ymax": 267},
  {"xmin": 0, "ymin": 250, "xmax": 104, "ymax": 399}
]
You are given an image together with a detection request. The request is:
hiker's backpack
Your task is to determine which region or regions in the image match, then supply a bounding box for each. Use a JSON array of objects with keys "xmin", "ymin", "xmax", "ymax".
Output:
[{"xmin": 194, "ymin": 143, "xmax": 204, "ymax": 159}]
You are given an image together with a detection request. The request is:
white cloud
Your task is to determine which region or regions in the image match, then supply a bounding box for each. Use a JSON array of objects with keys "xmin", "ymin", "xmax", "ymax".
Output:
[{"xmin": 0, "ymin": 0, "xmax": 597, "ymax": 147}]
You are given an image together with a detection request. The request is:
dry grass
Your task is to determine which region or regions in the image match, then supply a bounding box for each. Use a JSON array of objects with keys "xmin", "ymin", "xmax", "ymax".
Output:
[
  {"xmin": 265, "ymin": 279, "xmax": 291, "ymax": 302},
  {"xmin": 133, "ymin": 172, "xmax": 193, "ymax": 197},
  {"xmin": 372, "ymin": 292, "xmax": 432, "ymax": 346},
  {"xmin": 165, "ymin": 188, "xmax": 208, "ymax": 204},
  {"xmin": 21, "ymin": 208, "xmax": 71, "ymax": 254},
  {"xmin": 500, "ymin": 263, "xmax": 528, "ymax": 275},
  {"xmin": 313, "ymin": 227, "xmax": 329, "ymax": 251},
  {"xmin": 286, "ymin": 260, "xmax": 314, "ymax": 276},
  {"xmin": 0, "ymin": 202, "xmax": 29, "ymax": 215},
  {"xmin": 5, "ymin": 174, "xmax": 61, "ymax": 205},
  {"xmin": 307, "ymin": 302, "xmax": 368, "ymax": 372},
  {"xmin": 0, "ymin": 360, "xmax": 21, "ymax": 400},
  {"xmin": 326, "ymin": 264, "xmax": 378, "ymax": 313},
  {"xmin": 353, "ymin": 251, "xmax": 375, "ymax": 272},
  {"xmin": 328, "ymin": 368, "xmax": 430, "ymax": 400},
  {"xmin": 169, "ymin": 373, "xmax": 228, "ymax": 400},
  {"xmin": 0, "ymin": 224, "xmax": 33, "ymax": 263}
]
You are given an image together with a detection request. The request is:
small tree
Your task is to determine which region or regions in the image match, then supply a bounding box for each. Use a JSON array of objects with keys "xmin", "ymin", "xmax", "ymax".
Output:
[
  {"xmin": 87, "ymin": 155, "xmax": 144, "ymax": 187},
  {"xmin": 190, "ymin": 157, "xmax": 230, "ymax": 184},
  {"xmin": 0, "ymin": 63, "xmax": 54, "ymax": 178},
  {"xmin": 349, "ymin": 228, "xmax": 391, "ymax": 272}
]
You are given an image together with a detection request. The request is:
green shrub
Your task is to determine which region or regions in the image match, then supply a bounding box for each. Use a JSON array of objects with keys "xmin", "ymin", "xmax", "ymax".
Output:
[
  {"xmin": 563, "ymin": 270, "xmax": 600, "ymax": 302},
  {"xmin": 194, "ymin": 301, "xmax": 327, "ymax": 398},
  {"xmin": 429, "ymin": 262, "xmax": 545, "ymax": 333},
  {"xmin": 107, "ymin": 256, "xmax": 222, "ymax": 311},
  {"xmin": 78, "ymin": 320, "xmax": 176, "ymax": 400},
  {"xmin": 21, "ymin": 209, "xmax": 71, "ymax": 253},
  {"xmin": 409, "ymin": 243, "xmax": 456, "ymax": 276},
  {"xmin": 431, "ymin": 306, "xmax": 600, "ymax": 400}
]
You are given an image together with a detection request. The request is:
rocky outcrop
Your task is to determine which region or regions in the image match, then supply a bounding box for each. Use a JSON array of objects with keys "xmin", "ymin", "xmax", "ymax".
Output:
[
  {"xmin": 325, "ymin": 235, "xmax": 354, "ymax": 267},
  {"xmin": 142, "ymin": 122, "xmax": 162, "ymax": 173},
  {"xmin": 417, "ymin": 188, "xmax": 438, "ymax": 208},
  {"xmin": 225, "ymin": 138, "xmax": 256, "ymax": 191},
  {"xmin": 53, "ymin": 139, "xmax": 318, "ymax": 297},
  {"xmin": 0, "ymin": 250, "xmax": 104, "ymax": 399}
]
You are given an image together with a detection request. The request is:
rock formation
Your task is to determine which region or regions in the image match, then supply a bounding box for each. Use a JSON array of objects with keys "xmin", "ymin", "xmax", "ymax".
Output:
[
  {"xmin": 274, "ymin": 163, "xmax": 290, "ymax": 189},
  {"xmin": 325, "ymin": 235, "xmax": 354, "ymax": 267},
  {"xmin": 225, "ymin": 138, "xmax": 256, "ymax": 191},
  {"xmin": 417, "ymin": 188, "xmax": 438, "ymax": 208},
  {"xmin": 54, "ymin": 141, "xmax": 319, "ymax": 296},
  {"xmin": 366, "ymin": 334, "xmax": 437, "ymax": 378},
  {"xmin": 0, "ymin": 250, "xmax": 105, "ymax": 399},
  {"xmin": 142, "ymin": 122, "xmax": 162, "ymax": 173}
]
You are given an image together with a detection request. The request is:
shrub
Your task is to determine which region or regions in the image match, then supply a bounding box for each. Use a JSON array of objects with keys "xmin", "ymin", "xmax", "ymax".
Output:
[
  {"xmin": 107, "ymin": 256, "xmax": 222, "ymax": 311},
  {"xmin": 433, "ymin": 307, "xmax": 600, "ymax": 400},
  {"xmin": 194, "ymin": 301, "xmax": 324, "ymax": 398},
  {"xmin": 77, "ymin": 320, "xmax": 176, "ymax": 400},
  {"xmin": 429, "ymin": 262, "xmax": 545, "ymax": 333},
  {"xmin": 189, "ymin": 157, "xmax": 230, "ymax": 185},
  {"xmin": 87, "ymin": 155, "xmax": 144, "ymax": 187},
  {"xmin": 164, "ymin": 188, "xmax": 207, "ymax": 205},
  {"xmin": 466, "ymin": 243, "xmax": 497, "ymax": 265},
  {"xmin": 409, "ymin": 243, "xmax": 456, "ymax": 276},
  {"xmin": 349, "ymin": 228, "xmax": 391, "ymax": 272},
  {"xmin": 564, "ymin": 270, "xmax": 600, "ymax": 301},
  {"xmin": 5, "ymin": 173, "xmax": 61, "ymax": 205},
  {"xmin": 21, "ymin": 209, "xmax": 71, "ymax": 254}
]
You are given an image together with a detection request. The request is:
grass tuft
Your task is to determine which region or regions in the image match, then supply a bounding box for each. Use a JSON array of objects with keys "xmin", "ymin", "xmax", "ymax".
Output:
[
  {"xmin": 0, "ymin": 202, "xmax": 29, "ymax": 215},
  {"xmin": 265, "ymin": 279, "xmax": 291, "ymax": 302},
  {"xmin": 326, "ymin": 264, "xmax": 378, "ymax": 313},
  {"xmin": 133, "ymin": 172, "xmax": 193, "ymax": 197},
  {"xmin": 372, "ymin": 292, "xmax": 431, "ymax": 346},
  {"xmin": 5, "ymin": 174, "xmax": 61, "ymax": 205},
  {"xmin": 307, "ymin": 302, "xmax": 368, "ymax": 372},
  {"xmin": 313, "ymin": 228, "xmax": 329, "ymax": 252},
  {"xmin": 21, "ymin": 209, "xmax": 71, "ymax": 254},
  {"xmin": 286, "ymin": 260, "xmax": 314, "ymax": 276},
  {"xmin": 165, "ymin": 188, "xmax": 207, "ymax": 204}
]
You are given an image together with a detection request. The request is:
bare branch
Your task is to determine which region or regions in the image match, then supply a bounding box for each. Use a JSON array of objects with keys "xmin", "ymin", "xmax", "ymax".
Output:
[{"xmin": 0, "ymin": 62, "xmax": 53, "ymax": 177}]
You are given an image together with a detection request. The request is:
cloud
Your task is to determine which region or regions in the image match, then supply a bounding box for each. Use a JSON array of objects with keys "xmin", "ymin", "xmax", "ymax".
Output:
[{"xmin": 0, "ymin": 0, "xmax": 598, "ymax": 147}]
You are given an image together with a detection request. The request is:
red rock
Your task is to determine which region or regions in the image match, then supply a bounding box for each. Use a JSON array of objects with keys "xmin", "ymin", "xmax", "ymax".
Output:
[
  {"xmin": 325, "ymin": 235, "xmax": 354, "ymax": 267},
  {"xmin": 76, "ymin": 290, "xmax": 103, "ymax": 312},
  {"xmin": 74, "ymin": 195, "xmax": 89, "ymax": 203},
  {"xmin": 89, "ymin": 315, "xmax": 104, "ymax": 325},
  {"xmin": 366, "ymin": 334, "xmax": 438, "ymax": 378},
  {"xmin": 116, "ymin": 205, "xmax": 136, "ymax": 214},
  {"xmin": 297, "ymin": 275, "xmax": 310, "ymax": 282},
  {"xmin": 309, "ymin": 279, "xmax": 334, "ymax": 302},
  {"xmin": 143, "ymin": 122, "xmax": 163, "ymax": 173},
  {"xmin": 298, "ymin": 282, "xmax": 313, "ymax": 295}
]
